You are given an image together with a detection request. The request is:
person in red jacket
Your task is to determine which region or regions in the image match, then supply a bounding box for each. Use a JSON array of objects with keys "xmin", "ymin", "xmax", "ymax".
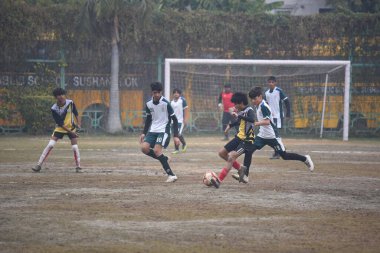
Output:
[{"xmin": 218, "ymin": 84, "xmax": 236, "ymax": 141}]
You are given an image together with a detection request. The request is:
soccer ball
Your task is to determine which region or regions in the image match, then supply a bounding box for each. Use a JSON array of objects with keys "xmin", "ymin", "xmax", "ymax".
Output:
[{"xmin": 203, "ymin": 171, "xmax": 218, "ymax": 187}]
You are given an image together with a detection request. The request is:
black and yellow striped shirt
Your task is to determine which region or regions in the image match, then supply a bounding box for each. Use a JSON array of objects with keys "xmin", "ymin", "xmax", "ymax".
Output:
[{"xmin": 229, "ymin": 106, "xmax": 255, "ymax": 143}]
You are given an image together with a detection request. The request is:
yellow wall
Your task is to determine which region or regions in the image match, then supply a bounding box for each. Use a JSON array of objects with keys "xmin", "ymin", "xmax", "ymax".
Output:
[{"xmin": 67, "ymin": 90, "xmax": 143, "ymax": 126}]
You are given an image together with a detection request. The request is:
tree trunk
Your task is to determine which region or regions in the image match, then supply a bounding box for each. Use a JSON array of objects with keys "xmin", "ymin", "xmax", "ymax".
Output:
[{"xmin": 106, "ymin": 15, "xmax": 123, "ymax": 134}]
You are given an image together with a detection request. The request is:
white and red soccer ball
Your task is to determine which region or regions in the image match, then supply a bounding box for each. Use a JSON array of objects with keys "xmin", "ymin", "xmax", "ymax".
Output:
[{"xmin": 203, "ymin": 171, "xmax": 218, "ymax": 187}]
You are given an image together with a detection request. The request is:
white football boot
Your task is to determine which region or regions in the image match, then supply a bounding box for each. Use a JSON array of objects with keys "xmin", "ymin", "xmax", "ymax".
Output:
[
  {"xmin": 166, "ymin": 175, "xmax": 178, "ymax": 183},
  {"xmin": 305, "ymin": 155, "xmax": 314, "ymax": 172}
]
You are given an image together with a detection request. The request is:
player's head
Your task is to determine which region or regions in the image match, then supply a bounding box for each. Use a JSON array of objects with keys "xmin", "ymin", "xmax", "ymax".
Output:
[
  {"xmin": 224, "ymin": 84, "xmax": 232, "ymax": 93},
  {"xmin": 231, "ymin": 92, "xmax": 248, "ymax": 111},
  {"xmin": 150, "ymin": 82, "xmax": 163, "ymax": 102},
  {"xmin": 52, "ymin": 87, "xmax": 66, "ymax": 104},
  {"xmin": 248, "ymin": 86, "xmax": 263, "ymax": 106},
  {"xmin": 267, "ymin": 76, "xmax": 276, "ymax": 90},
  {"xmin": 172, "ymin": 88, "xmax": 182, "ymax": 99}
]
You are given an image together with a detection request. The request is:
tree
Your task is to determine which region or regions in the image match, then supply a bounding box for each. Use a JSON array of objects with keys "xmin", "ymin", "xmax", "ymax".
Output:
[
  {"xmin": 80, "ymin": 0, "xmax": 149, "ymax": 133},
  {"xmin": 157, "ymin": 0, "xmax": 283, "ymax": 14}
]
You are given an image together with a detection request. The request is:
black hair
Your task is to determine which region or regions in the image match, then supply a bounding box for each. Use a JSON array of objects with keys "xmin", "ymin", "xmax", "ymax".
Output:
[
  {"xmin": 231, "ymin": 92, "xmax": 248, "ymax": 105},
  {"xmin": 172, "ymin": 88, "xmax": 182, "ymax": 94},
  {"xmin": 52, "ymin": 87, "xmax": 66, "ymax": 97},
  {"xmin": 267, "ymin": 76, "xmax": 276, "ymax": 82},
  {"xmin": 150, "ymin": 81, "xmax": 163, "ymax": 92},
  {"xmin": 248, "ymin": 87, "xmax": 263, "ymax": 99},
  {"xmin": 224, "ymin": 83, "xmax": 231, "ymax": 88}
]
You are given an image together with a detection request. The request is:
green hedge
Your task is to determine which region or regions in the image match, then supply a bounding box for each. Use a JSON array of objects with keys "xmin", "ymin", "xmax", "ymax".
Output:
[{"xmin": 18, "ymin": 96, "xmax": 55, "ymax": 134}]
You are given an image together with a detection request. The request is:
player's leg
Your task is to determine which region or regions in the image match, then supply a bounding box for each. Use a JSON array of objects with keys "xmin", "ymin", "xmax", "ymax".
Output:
[
  {"xmin": 141, "ymin": 132, "xmax": 158, "ymax": 158},
  {"xmin": 214, "ymin": 147, "xmax": 245, "ymax": 188},
  {"xmin": 70, "ymin": 136, "xmax": 81, "ymax": 173},
  {"xmin": 231, "ymin": 139, "xmax": 263, "ymax": 182},
  {"xmin": 172, "ymin": 125, "xmax": 180, "ymax": 154},
  {"xmin": 221, "ymin": 112, "xmax": 230, "ymax": 140},
  {"xmin": 153, "ymin": 133, "xmax": 177, "ymax": 182},
  {"xmin": 33, "ymin": 133, "xmax": 60, "ymax": 172},
  {"xmin": 270, "ymin": 118, "xmax": 281, "ymax": 159},
  {"xmin": 219, "ymin": 137, "xmax": 242, "ymax": 170},
  {"xmin": 272, "ymin": 138, "xmax": 314, "ymax": 171},
  {"xmin": 178, "ymin": 123, "xmax": 187, "ymax": 152}
]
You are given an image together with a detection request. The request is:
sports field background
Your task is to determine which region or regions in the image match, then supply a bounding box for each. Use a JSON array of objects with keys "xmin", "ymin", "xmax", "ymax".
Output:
[{"xmin": 0, "ymin": 135, "xmax": 379, "ymax": 253}]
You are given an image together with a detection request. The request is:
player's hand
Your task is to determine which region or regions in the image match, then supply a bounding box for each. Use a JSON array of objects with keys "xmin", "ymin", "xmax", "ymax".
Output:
[
  {"xmin": 224, "ymin": 125, "xmax": 231, "ymax": 134},
  {"xmin": 140, "ymin": 134, "xmax": 145, "ymax": 144},
  {"xmin": 218, "ymin": 103, "xmax": 223, "ymax": 112},
  {"xmin": 174, "ymin": 137, "xmax": 180, "ymax": 146},
  {"xmin": 69, "ymin": 131, "xmax": 79, "ymax": 138},
  {"xmin": 230, "ymin": 111, "xmax": 238, "ymax": 118}
]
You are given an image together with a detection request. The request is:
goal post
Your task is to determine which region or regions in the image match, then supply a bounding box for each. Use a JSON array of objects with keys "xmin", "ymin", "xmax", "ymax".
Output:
[{"xmin": 165, "ymin": 58, "xmax": 351, "ymax": 141}]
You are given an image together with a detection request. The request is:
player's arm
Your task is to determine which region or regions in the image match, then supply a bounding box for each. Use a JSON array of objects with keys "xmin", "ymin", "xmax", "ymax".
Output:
[
  {"xmin": 225, "ymin": 118, "xmax": 239, "ymax": 133},
  {"xmin": 72, "ymin": 102, "xmax": 81, "ymax": 128},
  {"xmin": 140, "ymin": 105, "xmax": 152, "ymax": 143},
  {"xmin": 218, "ymin": 93, "xmax": 223, "ymax": 110},
  {"xmin": 237, "ymin": 109, "xmax": 255, "ymax": 123},
  {"xmin": 171, "ymin": 114, "xmax": 179, "ymax": 137},
  {"xmin": 283, "ymin": 98, "xmax": 291, "ymax": 118},
  {"xmin": 255, "ymin": 118, "xmax": 270, "ymax": 126},
  {"xmin": 168, "ymin": 102, "xmax": 180, "ymax": 146},
  {"xmin": 52, "ymin": 109, "xmax": 78, "ymax": 137},
  {"xmin": 182, "ymin": 98, "xmax": 188, "ymax": 124},
  {"xmin": 280, "ymin": 90, "xmax": 291, "ymax": 118},
  {"xmin": 255, "ymin": 105, "xmax": 271, "ymax": 126}
]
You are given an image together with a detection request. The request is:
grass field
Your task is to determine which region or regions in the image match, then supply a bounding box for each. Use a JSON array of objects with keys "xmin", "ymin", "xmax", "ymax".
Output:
[{"xmin": 0, "ymin": 135, "xmax": 379, "ymax": 253}]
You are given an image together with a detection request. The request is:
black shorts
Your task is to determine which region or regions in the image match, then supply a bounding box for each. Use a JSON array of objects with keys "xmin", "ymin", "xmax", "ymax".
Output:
[
  {"xmin": 52, "ymin": 131, "xmax": 76, "ymax": 140},
  {"xmin": 224, "ymin": 136, "xmax": 241, "ymax": 152},
  {"xmin": 254, "ymin": 136, "xmax": 285, "ymax": 152},
  {"xmin": 224, "ymin": 136, "xmax": 255, "ymax": 154},
  {"xmin": 236, "ymin": 141, "xmax": 256, "ymax": 154}
]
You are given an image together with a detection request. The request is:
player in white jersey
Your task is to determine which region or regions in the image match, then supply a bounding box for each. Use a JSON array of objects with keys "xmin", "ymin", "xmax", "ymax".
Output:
[
  {"xmin": 233, "ymin": 87, "xmax": 313, "ymax": 178},
  {"xmin": 171, "ymin": 88, "xmax": 188, "ymax": 154},
  {"xmin": 264, "ymin": 76, "xmax": 291, "ymax": 159},
  {"xmin": 140, "ymin": 82, "xmax": 180, "ymax": 183}
]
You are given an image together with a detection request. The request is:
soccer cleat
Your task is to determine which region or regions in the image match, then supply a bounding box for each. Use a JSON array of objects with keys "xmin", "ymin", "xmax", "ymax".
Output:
[
  {"xmin": 181, "ymin": 145, "xmax": 187, "ymax": 153},
  {"xmin": 231, "ymin": 173, "xmax": 240, "ymax": 181},
  {"xmin": 270, "ymin": 152, "xmax": 280, "ymax": 159},
  {"xmin": 210, "ymin": 177, "xmax": 221, "ymax": 189},
  {"xmin": 32, "ymin": 165, "xmax": 41, "ymax": 172},
  {"xmin": 75, "ymin": 167, "xmax": 82, "ymax": 173},
  {"xmin": 241, "ymin": 175, "xmax": 249, "ymax": 183},
  {"xmin": 304, "ymin": 155, "xmax": 314, "ymax": 172},
  {"xmin": 166, "ymin": 175, "xmax": 178, "ymax": 183},
  {"xmin": 238, "ymin": 165, "xmax": 247, "ymax": 183},
  {"xmin": 171, "ymin": 150, "xmax": 180, "ymax": 154}
]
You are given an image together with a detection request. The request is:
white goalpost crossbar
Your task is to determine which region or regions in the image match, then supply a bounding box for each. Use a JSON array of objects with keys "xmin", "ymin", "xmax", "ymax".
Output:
[{"xmin": 165, "ymin": 58, "xmax": 351, "ymax": 141}]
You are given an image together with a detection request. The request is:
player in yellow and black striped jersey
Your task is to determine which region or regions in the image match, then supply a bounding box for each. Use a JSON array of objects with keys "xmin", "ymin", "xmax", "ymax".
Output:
[
  {"xmin": 32, "ymin": 88, "xmax": 82, "ymax": 173},
  {"xmin": 210, "ymin": 92, "xmax": 255, "ymax": 188}
]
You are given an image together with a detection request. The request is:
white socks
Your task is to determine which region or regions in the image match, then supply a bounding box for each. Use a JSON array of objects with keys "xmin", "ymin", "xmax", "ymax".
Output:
[
  {"xmin": 37, "ymin": 139, "xmax": 56, "ymax": 166},
  {"xmin": 72, "ymin": 144, "xmax": 80, "ymax": 167}
]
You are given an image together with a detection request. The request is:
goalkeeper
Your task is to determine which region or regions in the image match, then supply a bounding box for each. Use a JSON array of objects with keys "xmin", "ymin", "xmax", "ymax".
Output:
[{"xmin": 32, "ymin": 88, "xmax": 82, "ymax": 173}]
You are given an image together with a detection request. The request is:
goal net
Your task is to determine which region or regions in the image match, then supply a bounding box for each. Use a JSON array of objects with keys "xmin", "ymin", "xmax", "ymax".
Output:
[{"xmin": 165, "ymin": 59, "xmax": 351, "ymax": 140}]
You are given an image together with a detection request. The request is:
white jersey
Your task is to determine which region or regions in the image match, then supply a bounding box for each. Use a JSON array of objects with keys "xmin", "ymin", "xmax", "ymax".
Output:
[
  {"xmin": 171, "ymin": 97, "xmax": 188, "ymax": 123},
  {"xmin": 256, "ymin": 100, "xmax": 280, "ymax": 139},
  {"xmin": 145, "ymin": 96, "xmax": 175, "ymax": 133},
  {"xmin": 265, "ymin": 87, "xmax": 288, "ymax": 128}
]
